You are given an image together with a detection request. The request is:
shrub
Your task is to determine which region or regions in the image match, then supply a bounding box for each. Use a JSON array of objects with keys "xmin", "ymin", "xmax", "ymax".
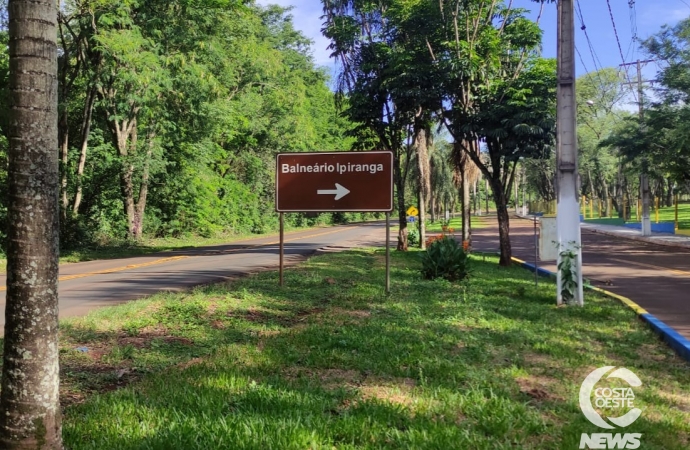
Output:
[
  {"xmin": 420, "ymin": 236, "xmax": 469, "ymax": 281},
  {"xmin": 408, "ymin": 228, "xmax": 420, "ymax": 247}
]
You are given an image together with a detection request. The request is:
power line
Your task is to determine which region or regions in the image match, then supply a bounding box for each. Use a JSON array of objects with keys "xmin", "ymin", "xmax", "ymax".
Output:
[
  {"xmin": 574, "ymin": 0, "xmax": 610, "ymax": 95},
  {"xmin": 626, "ymin": 1, "xmax": 638, "ymax": 63},
  {"xmin": 575, "ymin": 0, "xmax": 604, "ymax": 73},
  {"xmin": 604, "ymin": 0, "xmax": 638, "ymax": 103}
]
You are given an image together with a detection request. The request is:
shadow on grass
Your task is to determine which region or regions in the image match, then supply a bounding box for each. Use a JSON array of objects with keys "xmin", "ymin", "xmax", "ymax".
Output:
[{"xmin": 59, "ymin": 248, "xmax": 690, "ymax": 449}]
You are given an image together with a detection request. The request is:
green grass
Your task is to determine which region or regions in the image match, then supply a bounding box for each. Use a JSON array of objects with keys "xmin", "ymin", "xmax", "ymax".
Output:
[
  {"xmin": 583, "ymin": 218, "xmax": 626, "ymax": 226},
  {"xmin": 57, "ymin": 249, "xmax": 690, "ymax": 449},
  {"xmin": 631, "ymin": 203, "xmax": 690, "ymax": 230},
  {"xmin": 425, "ymin": 217, "xmax": 487, "ymax": 233},
  {"xmin": 656, "ymin": 203, "xmax": 690, "ymax": 230}
]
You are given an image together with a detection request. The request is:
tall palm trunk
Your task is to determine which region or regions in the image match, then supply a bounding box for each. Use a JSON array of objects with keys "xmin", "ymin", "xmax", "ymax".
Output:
[
  {"xmin": 414, "ymin": 124, "xmax": 430, "ymax": 248},
  {"xmin": 0, "ymin": 1, "xmax": 63, "ymax": 448}
]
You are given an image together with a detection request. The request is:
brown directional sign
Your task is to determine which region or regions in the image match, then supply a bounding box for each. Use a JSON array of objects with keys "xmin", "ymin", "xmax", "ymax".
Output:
[{"xmin": 276, "ymin": 151, "xmax": 394, "ymax": 212}]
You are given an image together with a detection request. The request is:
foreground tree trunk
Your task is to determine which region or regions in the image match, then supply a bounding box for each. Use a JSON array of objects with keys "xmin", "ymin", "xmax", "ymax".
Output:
[{"xmin": 0, "ymin": 1, "xmax": 63, "ymax": 448}]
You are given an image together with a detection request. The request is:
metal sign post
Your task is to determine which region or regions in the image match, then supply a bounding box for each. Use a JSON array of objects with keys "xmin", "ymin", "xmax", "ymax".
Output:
[
  {"xmin": 386, "ymin": 212, "xmax": 391, "ymax": 295},
  {"xmin": 279, "ymin": 212, "xmax": 284, "ymax": 287},
  {"xmin": 275, "ymin": 151, "xmax": 394, "ymax": 291},
  {"xmin": 534, "ymin": 215, "xmax": 538, "ymax": 287}
]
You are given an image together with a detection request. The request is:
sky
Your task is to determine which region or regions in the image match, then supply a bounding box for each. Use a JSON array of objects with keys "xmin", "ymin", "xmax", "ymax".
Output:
[{"xmin": 256, "ymin": 0, "xmax": 690, "ymax": 100}]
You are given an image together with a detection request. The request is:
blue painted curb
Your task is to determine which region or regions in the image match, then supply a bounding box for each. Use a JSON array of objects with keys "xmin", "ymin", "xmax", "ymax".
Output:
[
  {"xmin": 640, "ymin": 314, "xmax": 690, "ymax": 362},
  {"xmin": 515, "ymin": 259, "xmax": 690, "ymax": 363}
]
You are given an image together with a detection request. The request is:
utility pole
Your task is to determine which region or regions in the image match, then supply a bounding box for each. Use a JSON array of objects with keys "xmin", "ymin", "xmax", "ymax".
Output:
[
  {"xmin": 556, "ymin": 0, "xmax": 584, "ymax": 306},
  {"xmin": 621, "ymin": 59, "xmax": 656, "ymax": 236}
]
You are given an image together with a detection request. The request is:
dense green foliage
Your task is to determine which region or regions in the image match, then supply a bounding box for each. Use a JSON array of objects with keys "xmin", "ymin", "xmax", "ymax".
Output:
[
  {"xmin": 0, "ymin": 1, "xmax": 356, "ymax": 251},
  {"xmin": 323, "ymin": 0, "xmax": 557, "ymax": 263},
  {"xmin": 538, "ymin": 17, "xmax": 690, "ymax": 220},
  {"xmin": 602, "ymin": 17, "xmax": 690, "ymax": 205}
]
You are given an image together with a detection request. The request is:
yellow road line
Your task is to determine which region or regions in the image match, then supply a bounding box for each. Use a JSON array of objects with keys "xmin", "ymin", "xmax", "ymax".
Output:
[
  {"xmin": 0, "ymin": 255, "xmax": 191, "ymax": 291},
  {"xmin": 0, "ymin": 225, "xmax": 360, "ymax": 290},
  {"xmin": 265, "ymin": 226, "xmax": 357, "ymax": 246},
  {"xmin": 609, "ymin": 258, "xmax": 690, "ymax": 277}
]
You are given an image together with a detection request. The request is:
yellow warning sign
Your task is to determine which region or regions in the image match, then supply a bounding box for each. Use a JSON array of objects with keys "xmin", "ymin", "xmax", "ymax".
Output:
[{"xmin": 406, "ymin": 206, "xmax": 419, "ymax": 217}]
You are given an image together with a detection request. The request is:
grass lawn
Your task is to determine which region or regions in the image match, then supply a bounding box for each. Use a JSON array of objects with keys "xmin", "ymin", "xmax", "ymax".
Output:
[
  {"xmin": 623, "ymin": 203, "xmax": 690, "ymax": 229},
  {"xmin": 57, "ymin": 249, "xmax": 690, "ymax": 449},
  {"xmin": 425, "ymin": 217, "xmax": 487, "ymax": 233}
]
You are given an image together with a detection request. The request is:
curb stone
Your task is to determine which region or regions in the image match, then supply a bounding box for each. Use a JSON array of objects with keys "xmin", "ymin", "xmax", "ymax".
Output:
[{"xmin": 512, "ymin": 257, "xmax": 690, "ymax": 363}]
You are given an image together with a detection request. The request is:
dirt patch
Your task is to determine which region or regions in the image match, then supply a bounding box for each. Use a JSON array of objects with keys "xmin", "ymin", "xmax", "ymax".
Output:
[
  {"xmin": 211, "ymin": 320, "xmax": 226, "ymax": 329},
  {"xmin": 658, "ymin": 390, "xmax": 690, "ymax": 413},
  {"xmin": 637, "ymin": 344, "xmax": 672, "ymax": 362},
  {"xmin": 283, "ymin": 367, "xmax": 362, "ymax": 389},
  {"xmin": 177, "ymin": 357, "xmax": 204, "ymax": 370},
  {"xmin": 515, "ymin": 375, "xmax": 560, "ymax": 402},
  {"xmin": 228, "ymin": 307, "xmax": 324, "ymax": 327},
  {"xmin": 329, "ymin": 307, "xmax": 371, "ymax": 319},
  {"xmin": 522, "ymin": 352, "xmax": 553, "ymax": 367},
  {"xmin": 358, "ymin": 377, "xmax": 417, "ymax": 407},
  {"xmin": 117, "ymin": 330, "xmax": 192, "ymax": 348}
]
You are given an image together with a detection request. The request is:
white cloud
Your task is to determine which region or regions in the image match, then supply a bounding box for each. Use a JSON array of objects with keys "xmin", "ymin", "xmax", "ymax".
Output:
[{"xmin": 638, "ymin": 6, "xmax": 688, "ymax": 29}]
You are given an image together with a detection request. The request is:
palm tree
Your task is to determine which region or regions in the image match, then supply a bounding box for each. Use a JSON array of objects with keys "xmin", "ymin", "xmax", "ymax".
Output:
[{"xmin": 0, "ymin": 1, "xmax": 63, "ymax": 448}]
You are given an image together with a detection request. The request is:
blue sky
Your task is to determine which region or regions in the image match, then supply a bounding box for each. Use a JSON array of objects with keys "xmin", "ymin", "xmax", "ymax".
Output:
[{"xmin": 256, "ymin": 0, "xmax": 690, "ymax": 92}]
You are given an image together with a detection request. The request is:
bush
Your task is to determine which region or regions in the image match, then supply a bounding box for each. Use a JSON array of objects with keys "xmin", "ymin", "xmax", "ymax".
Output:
[
  {"xmin": 407, "ymin": 228, "xmax": 420, "ymax": 247},
  {"xmin": 420, "ymin": 236, "xmax": 469, "ymax": 281}
]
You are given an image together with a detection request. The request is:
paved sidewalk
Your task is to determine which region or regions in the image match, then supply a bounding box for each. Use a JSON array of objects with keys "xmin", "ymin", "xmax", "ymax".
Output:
[{"xmin": 580, "ymin": 221, "xmax": 690, "ymax": 249}]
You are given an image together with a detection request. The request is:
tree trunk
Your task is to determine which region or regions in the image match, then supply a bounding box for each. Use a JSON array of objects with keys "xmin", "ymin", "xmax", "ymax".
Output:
[
  {"xmin": 0, "ymin": 1, "xmax": 63, "ymax": 448},
  {"xmin": 492, "ymin": 180, "xmax": 512, "ymax": 266},
  {"xmin": 414, "ymin": 124, "xmax": 429, "ymax": 249},
  {"xmin": 461, "ymin": 169, "xmax": 471, "ymax": 245},
  {"xmin": 601, "ymin": 178, "xmax": 610, "ymax": 217},
  {"xmin": 485, "ymin": 178, "xmax": 489, "ymax": 214},
  {"xmin": 394, "ymin": 150, "xmax": 407, "ymax": 251},
  {"xmin": 131, "ymin": 134, "xmax": 155, "ymax": 240},
  {"xmin": 473, "ymin": 180, "xmax": 478, "ymax": 215},
  {"xmin": 59, "ymin": 110, "xmax": 69, "ymax": 218},
  {"xmin": 429, "ymin": 193, "xmax": 435, "ymax": 223},
  {"xmin": 72, "ymin": 86, "xmax": 97, "ymax": 215}
]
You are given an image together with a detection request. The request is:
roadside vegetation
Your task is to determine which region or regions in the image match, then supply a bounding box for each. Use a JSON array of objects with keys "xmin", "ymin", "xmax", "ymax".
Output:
[{"xmin": 54, "ymin": 249, "xmax": 690, "ymax": 449}]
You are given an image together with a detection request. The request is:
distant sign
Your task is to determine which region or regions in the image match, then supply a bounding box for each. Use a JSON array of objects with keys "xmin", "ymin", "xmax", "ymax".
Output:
[
  {"xmin": 407, "ymin": 206, "xmax": 419, "ymax": 217},
  {"xmin": 275, "ymin": 151, "xmax": 394, "ymax": 212}
]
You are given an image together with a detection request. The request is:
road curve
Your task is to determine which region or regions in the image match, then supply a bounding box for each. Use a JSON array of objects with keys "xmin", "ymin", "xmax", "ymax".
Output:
[{"xmin": 0, "ymin": 222, "xmax": 390, "ymax": 328}]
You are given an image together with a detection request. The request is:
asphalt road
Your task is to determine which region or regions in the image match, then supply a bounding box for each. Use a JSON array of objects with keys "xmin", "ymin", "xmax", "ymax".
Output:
[
  {"xmin": 473, "ymin": 215, "xmax": 690, "ymax": 340},
  {"xmin": 0, "ymin": 222, "xmax": 390, "ymax": 328}
]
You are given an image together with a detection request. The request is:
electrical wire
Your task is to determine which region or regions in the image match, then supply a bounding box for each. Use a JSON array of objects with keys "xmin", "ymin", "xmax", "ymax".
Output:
[
  {"xmin": 625, "ymin": 0, "xmax": 638, "ymax": 63},
  {"xmin": 605, "ymin": 0, "xmax": 639, "ymax": 103},
  {"xmin": 574, "ymin": 0, "xmax": 610, "ymax": 95}
]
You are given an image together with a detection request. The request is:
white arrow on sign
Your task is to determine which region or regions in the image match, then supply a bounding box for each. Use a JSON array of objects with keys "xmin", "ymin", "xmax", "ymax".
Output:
[{"xmin": 317, "ymin": 183, "xmax": 350, "ymax": 201}]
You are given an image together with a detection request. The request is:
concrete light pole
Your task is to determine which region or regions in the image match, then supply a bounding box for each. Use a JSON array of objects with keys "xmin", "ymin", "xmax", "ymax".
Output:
[
  {"xmin": 556, "ymin": 0, "xmax": 584, "ymax": 306},
  {"xmin": 621, "ymin": 59, "xmax": 656, "ymax": 236}
]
